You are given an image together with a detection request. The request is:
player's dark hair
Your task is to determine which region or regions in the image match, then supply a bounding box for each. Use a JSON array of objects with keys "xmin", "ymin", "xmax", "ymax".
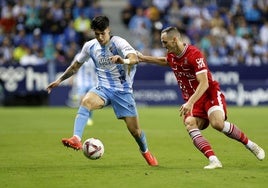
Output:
[{"xmin": 91, "ymin": 15, "xmax": 110, "ymax": 31}]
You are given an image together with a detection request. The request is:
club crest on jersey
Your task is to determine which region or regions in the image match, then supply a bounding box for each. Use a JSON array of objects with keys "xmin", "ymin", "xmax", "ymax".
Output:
[
  {"xmin": 109, "ymin": 46, "xmax": 117, "ymax": 54},
  {"xmin": 196, "ymin": 58, "xmax": 205, "ymax": 68}
]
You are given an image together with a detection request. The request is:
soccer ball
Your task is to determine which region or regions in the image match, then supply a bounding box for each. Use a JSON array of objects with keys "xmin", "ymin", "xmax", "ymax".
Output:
[{"xmin": 82, "ymin": 138, "xmax": 104, "ymax": 160}]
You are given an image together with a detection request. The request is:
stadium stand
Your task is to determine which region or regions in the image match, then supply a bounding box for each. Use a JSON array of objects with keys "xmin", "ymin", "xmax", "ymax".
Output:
[{"xmin": 0, "ymin": 0, "xmax": 267, "ymax": 66}]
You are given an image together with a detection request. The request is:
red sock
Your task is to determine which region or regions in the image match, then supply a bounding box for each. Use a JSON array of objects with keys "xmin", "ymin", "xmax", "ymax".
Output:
[
  {"xmin": 222, "ymin": 122, "xmax": 248, "ymax": 145},
  {"xmin": 189, "ymin": 129, "xmax": 215, "ymax": 158}
]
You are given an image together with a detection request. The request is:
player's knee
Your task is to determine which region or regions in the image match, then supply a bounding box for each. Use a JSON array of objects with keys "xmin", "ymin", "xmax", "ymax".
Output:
[
  {"xmin": 184, "ymin": 117, "xmax": 198, "ymax": 131},
  {"xmin": 210, "ymin": 119, "xmax": 224, "ymax": 131},
  {"xmin": 81, "ymin": 97, "xmax": 92, "ymax": 109},
  {"xmin": 81, "ymin": 96, "xmax": 102, "ymax": 110}
]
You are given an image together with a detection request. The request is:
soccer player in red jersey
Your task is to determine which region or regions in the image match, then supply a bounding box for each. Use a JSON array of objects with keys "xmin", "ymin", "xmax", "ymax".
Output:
[{"xmin": 137, "ymin": 26, "xmax": 265, "ymax": 169}]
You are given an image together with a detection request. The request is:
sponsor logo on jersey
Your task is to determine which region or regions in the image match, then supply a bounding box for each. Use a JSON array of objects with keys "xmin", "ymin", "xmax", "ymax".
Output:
[{"xmin": 98, "ymin": 57, "xmax": 113, "ymax": 68}]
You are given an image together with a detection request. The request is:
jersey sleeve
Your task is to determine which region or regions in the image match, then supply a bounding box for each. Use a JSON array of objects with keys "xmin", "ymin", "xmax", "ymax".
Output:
[
  {"xmin": 190, "ymin": 46, "xmax": 208, "ymax": 75},
  {"xmin": 76, "ymin": 41, "xmax": 93, "ymax": 64},
  {"xmin": 113, "ymin": 36, "xmax": 136, "ymax": 58}
]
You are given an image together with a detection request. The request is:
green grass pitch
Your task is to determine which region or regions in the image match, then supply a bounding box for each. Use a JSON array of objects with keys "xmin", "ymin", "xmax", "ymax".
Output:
[{"xmin": 0, "ymin": 106, "xmax": 267, "ymax": 188}]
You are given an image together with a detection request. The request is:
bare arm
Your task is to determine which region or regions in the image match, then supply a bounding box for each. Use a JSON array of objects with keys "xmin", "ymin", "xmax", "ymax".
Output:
[
  {"xmin": 110, "ymin": 51, "xmax": 169, "ymax": 66},
  {"xmin": 179, "ymin": 71, "xmax": 209, "ymax": 116},
  {"xmin": 137, "ymin": 51, "xmax": 169, "ymax": 66},
  {"xmin": 47, "ymin": 61, "xmax": 82, "ymax": 93},
  {"xmin": 109, "ymin": 53, "xmax": 138, "ymax": 65}
]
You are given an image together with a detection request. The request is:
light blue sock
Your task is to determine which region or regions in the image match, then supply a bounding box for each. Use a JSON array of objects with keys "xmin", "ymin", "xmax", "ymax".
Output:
[
  {"xmin": 134, "ymin": 131, "xmax": 148, "ymax": 153},
  {"xmin": 73, "ymin": 106, "xmax": 90, "ymax": 139}
]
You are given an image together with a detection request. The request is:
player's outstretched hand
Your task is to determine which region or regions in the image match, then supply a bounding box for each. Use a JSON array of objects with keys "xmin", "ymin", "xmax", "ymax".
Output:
[
  {"xmin": 179, "ymin": 102, "xmax": 193, "ymax": 116},
  {"xmin": 47, "ymin": 80, "xmax": 60, "ymax": 94},
  {"xmin": 109, "ymin": 55, "xmax": 123, "ymax": 64}
]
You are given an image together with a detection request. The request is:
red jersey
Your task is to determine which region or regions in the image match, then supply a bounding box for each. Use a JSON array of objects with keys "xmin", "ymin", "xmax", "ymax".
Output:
[{"xmin": 166, "ymin": 44, "xmax": 220, "ymax": 101}]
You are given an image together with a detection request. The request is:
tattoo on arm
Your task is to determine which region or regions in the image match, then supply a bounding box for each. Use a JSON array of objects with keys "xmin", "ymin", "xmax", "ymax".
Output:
[{"xmin": 59, "ymin": 66, "xmax": 78, "ymax": 82}]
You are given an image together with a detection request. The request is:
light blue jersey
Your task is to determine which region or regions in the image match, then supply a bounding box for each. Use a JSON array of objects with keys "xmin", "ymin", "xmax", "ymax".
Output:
[{"xmin": 76, "ymin": 36, "xmax": 137, "ymax": 93}]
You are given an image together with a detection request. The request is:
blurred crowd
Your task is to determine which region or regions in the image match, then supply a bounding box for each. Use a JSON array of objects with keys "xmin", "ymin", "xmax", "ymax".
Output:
[
  {"xmin": 121, "ymin": 0, "xmax": 268, "ymax": 66},
  {"xmin": 0, "ymin": 0, "xmax": 102, "ymax": 66},
  {"xmin": 1, "ymin": 0, "xmax": 267, "ymax": 67}
]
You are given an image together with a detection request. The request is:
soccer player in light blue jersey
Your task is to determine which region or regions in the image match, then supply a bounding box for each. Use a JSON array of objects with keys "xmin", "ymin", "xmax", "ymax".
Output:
[{"xmin": 47, "ymin": 15, "xmax": 158, "ymax": 166}]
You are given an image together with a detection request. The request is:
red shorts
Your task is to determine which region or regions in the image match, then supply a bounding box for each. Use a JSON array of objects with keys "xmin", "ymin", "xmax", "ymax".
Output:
[{"xmin": 184, "ymin": 90, "xmax": 227, "ymax": 129}]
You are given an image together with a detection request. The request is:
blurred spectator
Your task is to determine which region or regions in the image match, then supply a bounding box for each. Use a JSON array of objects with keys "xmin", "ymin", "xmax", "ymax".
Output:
[
  {"xmin": 253, "ymin": 40, "xmax": 267, "ymax": 57},
  {"xmin": 0, "ymin": 11, "xmax": 16, "ymax": 34},
  {"xmin": 224, "ymin": 25, "xmax": 238, "ymax": 49},
  {"xmin": 259, "ymin": 20, "xmax": 268, "ymax": 45},
  {"xmin": 62, "ymin": 0, "xmax": 74, "ymax": 18},
  {"xmin": 245, "ymin": 47, "xmax": 262, "ymax": 66},
  {"xmin": 73, "ymin": 12, "xmax": 91, "ymax": 33},
  {"xmin": 128, "ymin": 7, "xmax": 152, "ymax": 53},
  {"xmin": 73, "ymin": 12, "xmax": 91, "ymax": 46},
  {"xmin": 31, "ymin": 28, "xmax": 43, "ymax": 50},
  {"xmin": 121, "ymin": 3, "xmax": 136, "ymax": 27},
  {"xmin": 262, "ymin": 51, "xmax": 268, "ymax": 65},
  {"xmin": 180, "ymin": 0, "xmax": 201, "ymax": 26},
  {"xmin": 233, "ymin": 44, "xmax": 246, "ymax": 65},
  {"xmin": 51, "ymin": 2, "xmax": 64, "ymax": 22},
  {"xmin": 41, "ymin": 9, "xmax": 63, "ymax": 34},
  {"xmin": 216, "ymin": 39, "xmax": 230, "ymax": 60},
  {"xmin": 24, "ymin": 1, "xmax": 41, "ymax": 33},
  {"xmin": 43, "ymin": 36, "xmax": 56, "ymax": 62},
  {"xmin": 199, "ymin": 34, "xmax": 211, "ymax": 54},
  {"xmin": 12, "ymin": 26, "xmax": 27, "ymax": 47},
  {"xmin": 210, "ymin": 10, "xmax": 225, "ymax": 28},
  {"xmin": 226, "ymin": 50, "xmax": 239, "ymax": 66},
  {"xmin": 88, "ymin": 0, "xmax": 103, "ymax": 20},
  {"xmin": 39, "ymin": 1, "xmax": 50, "ymax": 25},
  {"xmin": 0, "ymin": 36, "xmax": 13, "ymax": 65},
  {"xmin": 150, "ymin": 41, "xmax": 166, "ymax": 57},
  {"xmin": 152, "ymin": 0, "xmax": 171, "ymax": 15},
  {"xmin": 12, "ymin": 0, "xmax": 27, "ymax": 30},
  {"xmin": 207, "ymin": 50, "xmax": 222, "ymax": 66},
  {"xmin": 244, "ymin": 2, "xmax": 263, "ymax": 26},
  {"xmin": 12, "ymin": 0, "xmax": 27, "ymax": 18},
  {"xmin": 128, "ymin": 7, "xmax": 152, "ymax": 32},
  {"xmin": 20, "ymin": 47, "xmax": 46, "ymax": 66},
  {"xmin": 54, "ymin": 42, "xmax": 67, "ymax": 66},
  {"xmin": 166, "ymin": 0, "xmax": 181, "ymax": 27},
  {"xmin": 65, "ymin": 41, "xmax": 79, "ymax": 63},
  {"xmin": 64, "ymin": 21, "xmax": 78, "ymax": 45},
  {"xmin": 72, "ymin": 0, "xmax": 90, "ymax": 19},
  {"xmin": 1, "ymin": 1, "xmax": 14, "ymax": 18},
  {"xmin": 145, "ymin": 5, "xmax": 162, "ymax": 30},
  {"xmin": 0, "ymin": 52, "xmax": 5, "ymax": 65},
  {"xmin": 13, "ymin": 41, "xmax": 29, "ymax": 63},
  {"xmin": 235, "ymin": 17, "xmax": 251, "ymax": 37}
]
